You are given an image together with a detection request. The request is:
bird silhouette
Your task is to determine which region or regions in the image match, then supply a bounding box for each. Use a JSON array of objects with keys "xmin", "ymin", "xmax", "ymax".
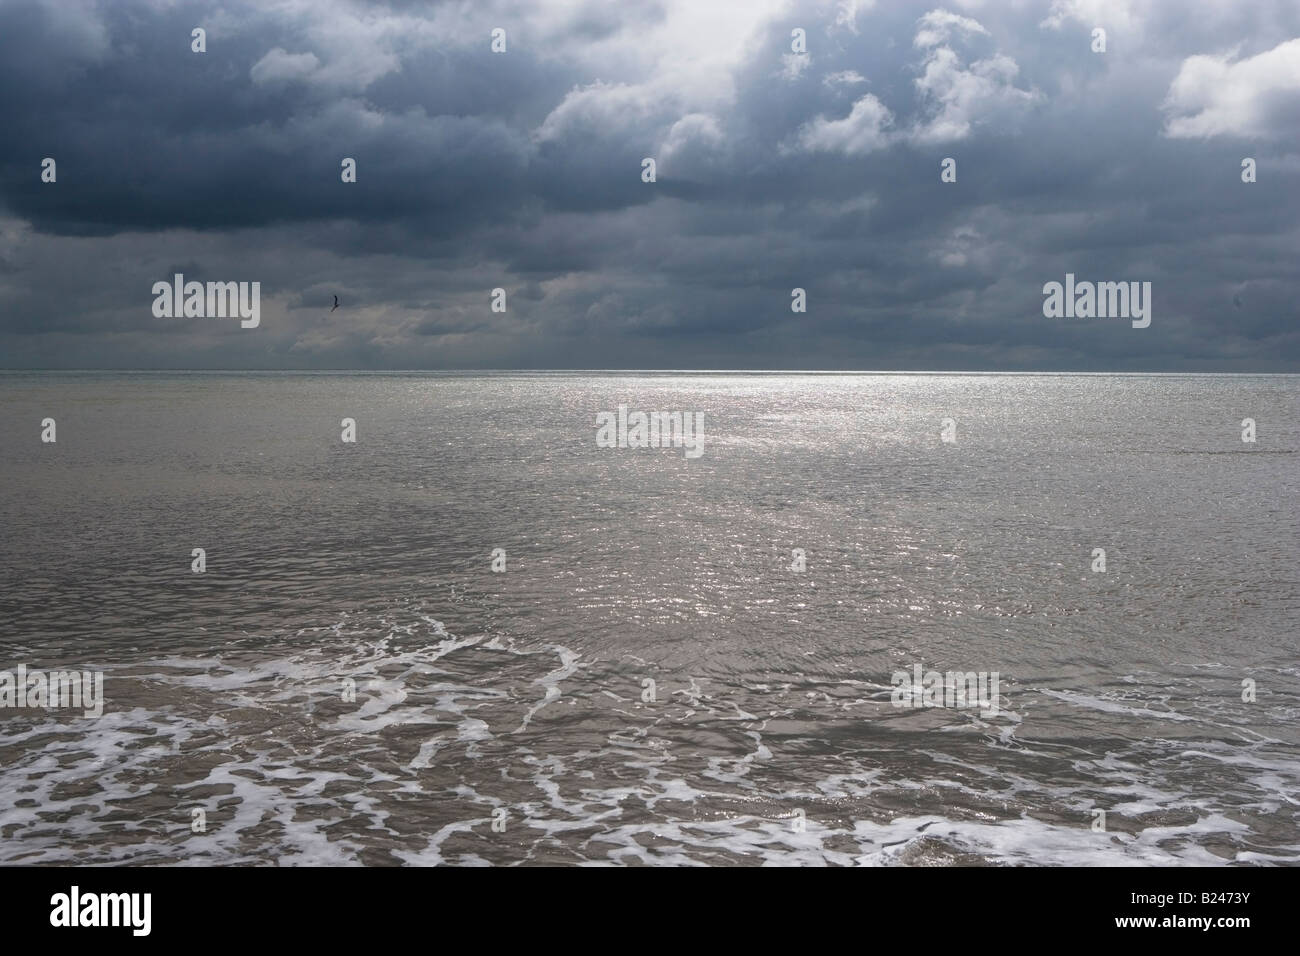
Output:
[{"xmin": 330, "ymin": 295, "xmax": 340, "ymax": 313}]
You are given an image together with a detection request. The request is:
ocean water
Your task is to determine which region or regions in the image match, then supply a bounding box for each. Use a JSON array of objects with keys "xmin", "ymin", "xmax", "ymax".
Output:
[{"xmin": 0, "ymin": 371, "xmax": 1296, "ymax": 866}]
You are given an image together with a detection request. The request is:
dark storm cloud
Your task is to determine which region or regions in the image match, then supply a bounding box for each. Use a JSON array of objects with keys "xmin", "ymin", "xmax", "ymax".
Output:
[{"xmin": 0, "ymin": 0, "xmax": 1297, "ymax": 370}]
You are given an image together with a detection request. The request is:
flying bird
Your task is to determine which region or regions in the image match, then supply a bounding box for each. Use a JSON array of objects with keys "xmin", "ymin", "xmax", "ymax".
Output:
[{"xmin": 330, "ymin": 295, "xmax": 340, "ymax": 313}]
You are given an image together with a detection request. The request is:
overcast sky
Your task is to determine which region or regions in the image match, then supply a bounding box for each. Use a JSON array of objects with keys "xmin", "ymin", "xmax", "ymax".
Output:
[{"xmin": 1, "ymin": 0, "xmax": 1297, "ymax": 370}]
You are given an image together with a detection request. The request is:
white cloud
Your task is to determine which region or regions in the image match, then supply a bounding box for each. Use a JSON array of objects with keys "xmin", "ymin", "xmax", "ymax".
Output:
[
  {"xmin": 534, "ymin": 81, "xmax": 674, "ymax": 143},
  {"xmin": 779, "ymin": 52, "xmax": 813, "ymax": 81},
  {"xmin": 532, "ymin": 0, "xmax": 789, "ymax": 108},
  {"xmin": 1040, "ymin": 0, "xmax": 1142, "ymax": 33},
  {"xmin": 913, "ymin": 48, "xmax": 1037, "ymax": 142},
  {"xmin": 660, "ymin": 112, "xmax": 726, "ymax": 172},
  {"xmin": 832, "ymin": 0, "xmax": 875, "ymax": 36},
  {"xmin": 794, "ymin": 93, "xmax": 894, "ymax": 155},
  {"xmin": 531, "ymin": 0, "xmax": 789, "ymax": 155},
  {"xmin": 934, "ymin": 224, "xmax": 983, "ymax": 267},
  {"xmin": 1162, "ymin": 38, "xmax": 1300, "ymax": 138},
  {"xmin": 239, "ymin": 2, "xmax": 420, "ymax": 93},
  {"xmin": 796, "ymin": 9, "xmax": 1036, "ymax": 154},
  {"xmin": 824, "ymin": 70, "xmax": 868, "ymax": 87},
  {"xmin": 914, "ymin": 9, "xmax": 989, "ymax": 49},
  {"xmin": 250, "ymin": 48, "xmax": 321, "ymax": 85}
]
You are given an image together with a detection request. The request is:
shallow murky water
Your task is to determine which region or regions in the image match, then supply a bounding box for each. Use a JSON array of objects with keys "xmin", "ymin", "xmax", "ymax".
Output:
[{"xmin": 1, "ymin": 372, "xmax": 1296, "ymax": 865}]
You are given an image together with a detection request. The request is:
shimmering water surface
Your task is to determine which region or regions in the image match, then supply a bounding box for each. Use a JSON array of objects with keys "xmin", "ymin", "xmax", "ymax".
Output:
[{"xmin": 0, "ymin": 372, "xmax": 1296, "ymax": 865}]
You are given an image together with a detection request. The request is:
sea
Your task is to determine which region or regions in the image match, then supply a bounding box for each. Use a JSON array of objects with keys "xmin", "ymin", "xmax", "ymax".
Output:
[{"xmin": 0, "ymin": 371, "xmax": 1296, "ymax": 865}]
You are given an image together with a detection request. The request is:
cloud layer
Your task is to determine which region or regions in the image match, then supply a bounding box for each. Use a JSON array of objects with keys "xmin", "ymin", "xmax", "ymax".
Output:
[{"xmin": 0, "ymin": 0, "xmax": 1298, "ymax": 370}]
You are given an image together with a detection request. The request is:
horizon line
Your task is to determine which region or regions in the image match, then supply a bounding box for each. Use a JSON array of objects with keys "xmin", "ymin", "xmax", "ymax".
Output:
[{"xmin": 1, "ymin": 368, "xmax": 1297, "ymax": 376}]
